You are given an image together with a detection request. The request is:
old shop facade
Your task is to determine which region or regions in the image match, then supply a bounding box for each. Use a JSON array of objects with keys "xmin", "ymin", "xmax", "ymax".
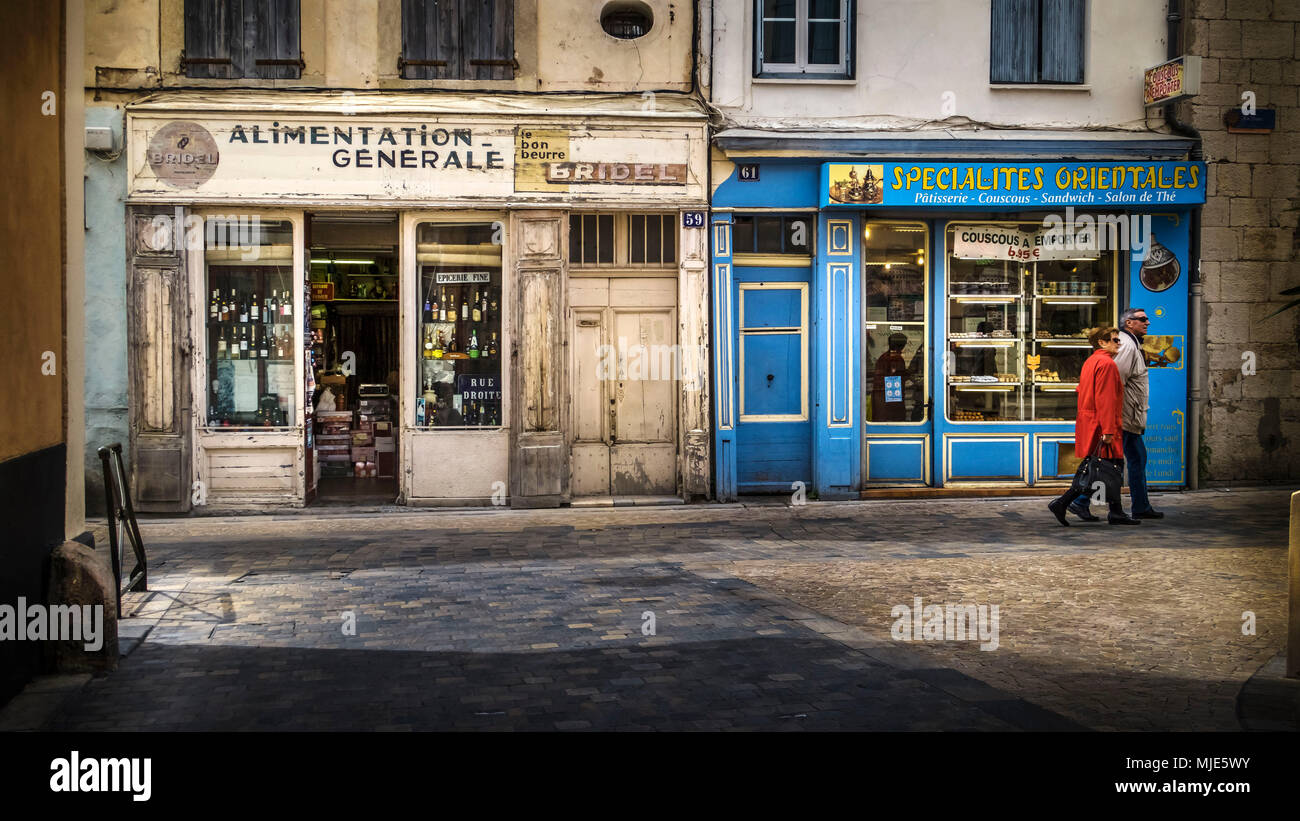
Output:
[
  {"xmin": 123, "ymin": 92, "xmax": 710, "ymax": 512},
  {"xmin": 710, "ymin": 134, "xmax": 1206, "ymax": 500}
]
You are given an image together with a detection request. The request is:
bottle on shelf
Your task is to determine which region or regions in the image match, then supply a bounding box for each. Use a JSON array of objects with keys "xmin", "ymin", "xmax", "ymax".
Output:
[
  {"xmin": 269, "ymin": 291, "xmax": 279, "ymax": 319},
  {"xmin": 461, "ymin": 291, "xmax": 469, "ymax": 320},
  {"xmin": 220, "ymin": 291, "xmax": 230, "ymax": 322},
  {"xmin": 449, "ymin": 332, "xmax": 459, "ymax": 353},
  {"xmin": 423, "ymin": 296, "xmax": 432, "ymax": 323},
  {"xmin": 481, "ymin": 290, "xmax": 489, "ymax": 321},
  {"xmin": 446, "ymin": 294, "xmax": 455, "ymax": 323},
  {"xmin": 488, "ymin": 332, "xmax": 498, "ymax": 358},
  {"xmin": 217, "ymin": 326, "xmax": 229, "ymax": 359},
  {"xmin": 468, "ymin": 328, "xmax": 479, "ymax": 358},
  {"xmin": 435, "ymin": 330, "xmax": 445, "ymax": 356},
  {"xmin": 238, "ymin": 295, "xmax": 248, "ymax": 324},
  {"xmin": 472, "ymin": 290, "xmax": 482, "ymax": 323},
  {"xmin": 209, "ymin": 289, "xmax": 219, "ymax": 322},
  {"xmin": 251, "ymin": 292, "xmax": 260, "ymax": 322},
  {"xmin": 258, "ymin": 326, "xmax": 268, "ymax": 358},
  {"xmin": 239, "ymin": 325, "xmax": 249, "ymax": 359},
  {"xmin": 281, "ymin": 291, "xmax": 292, "ymax": 317},
  {"xmin": 423, "ymin": 325, "xmax": 434, "ymax": 359}
]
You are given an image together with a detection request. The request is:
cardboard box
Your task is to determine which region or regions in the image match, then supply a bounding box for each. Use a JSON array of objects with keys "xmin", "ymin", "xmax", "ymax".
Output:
[{"xmin": 351, "ymin": 446, "xmax": 375, "ymax": 462}]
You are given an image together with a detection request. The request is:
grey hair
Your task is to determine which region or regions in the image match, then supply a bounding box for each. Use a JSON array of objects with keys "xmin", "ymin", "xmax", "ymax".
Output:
[{"xmin": 1120, "ymin": 307, "xmax": 1146, "ymax": 326}]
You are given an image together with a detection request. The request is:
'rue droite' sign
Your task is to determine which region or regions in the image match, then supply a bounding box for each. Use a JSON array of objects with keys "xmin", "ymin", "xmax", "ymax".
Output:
[{"xmin": 821, "ymin": 161, "xmax": 1207, "ymax": 208}]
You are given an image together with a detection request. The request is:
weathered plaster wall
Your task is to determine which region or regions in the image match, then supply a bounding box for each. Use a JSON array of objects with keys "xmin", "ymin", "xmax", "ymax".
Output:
[
  {"xmin": 711, "ymin": 0, "xmax": 1167, "ymax": 129},
  {"xmin": 1183, "ymin": 0, "xmax": 1300, "ymax": 482},
  {"xmin": 83, "ymin": 106, "xmax": 131, "ymax": 514}
]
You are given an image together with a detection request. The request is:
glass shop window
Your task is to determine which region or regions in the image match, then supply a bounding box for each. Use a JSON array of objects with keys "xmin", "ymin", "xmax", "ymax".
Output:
[
  {"xmin": 945, "ymin": 221, "xmax": 1116, "ymax": 423},
  {"xmin": 863, "ymin": 222, "xmax": 928, "ymax": 423},
  {"xmin": 204, "ymin": 218, "xmax": 297, "ymax": 428},
  {"xmin": 569, "ymin": 212, "xmax": 677, "ymax": 267},
  {"xmin": 416, "ymin": 222, "xmax": 504, "ymax": 428},
  {"xmin": 731, "ymin": 214, "xmax": 812, "ymax": 258}
]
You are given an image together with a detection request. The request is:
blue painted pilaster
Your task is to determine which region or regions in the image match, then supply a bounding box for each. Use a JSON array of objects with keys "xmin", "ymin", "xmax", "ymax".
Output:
[
  {"xmin": 814, "ymin": 212, "xmax": 861, "ymax": 499},
  {"xmin": 711, "ymin": 213, "xmax": 738, "ymax": 501}
]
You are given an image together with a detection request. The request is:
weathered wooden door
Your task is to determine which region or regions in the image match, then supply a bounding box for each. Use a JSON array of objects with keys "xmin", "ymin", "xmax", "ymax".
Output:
[
  {"xmin": 570, "ymin": 278, "xmax": 677, "ymax": 497},
  {"xmin": 126, "ymin": 207, "xmax": 192, "ymax": 513}
]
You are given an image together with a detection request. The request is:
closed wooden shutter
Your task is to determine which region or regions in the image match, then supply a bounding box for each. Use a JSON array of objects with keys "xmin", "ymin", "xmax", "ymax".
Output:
[
  {"xmin": 990, "ymin": 0, "xmax": 1039, "ymax": 83},
  {"xmin": 183, "ymin": 0, "xmax": 300, "ymax": 79},
  {"xmin": 1040, "ymin": 0, "xmax": 1085, "ymax": 83},
  {"xmin": 402, "ymin": 0, "xmax": 514, "ymax": 80},
  {"xmin": 462, "ymin": 0, "xmax": 515, "ymax": 80}
]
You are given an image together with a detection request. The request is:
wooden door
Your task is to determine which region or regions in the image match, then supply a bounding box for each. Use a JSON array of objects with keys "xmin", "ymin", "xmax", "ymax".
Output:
[
  {"xmin": 570, "ymin": 278, "xmax": 677, "ymax": 497},
  {"xmin": 126, "ymin": 207, "xmax": 192, "ymax": 512}
]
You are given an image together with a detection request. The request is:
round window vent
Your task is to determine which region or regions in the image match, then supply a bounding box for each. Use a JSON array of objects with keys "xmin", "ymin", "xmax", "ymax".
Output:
[{"xmin": 601, "ymin": 2, "xmax": 653, "ymax": 39}]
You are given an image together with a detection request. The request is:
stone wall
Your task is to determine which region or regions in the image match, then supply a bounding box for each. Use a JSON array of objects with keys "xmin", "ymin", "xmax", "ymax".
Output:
[{"xmin": 1183, "ymin": 0, "xmax": 1300, "ymax": 482}]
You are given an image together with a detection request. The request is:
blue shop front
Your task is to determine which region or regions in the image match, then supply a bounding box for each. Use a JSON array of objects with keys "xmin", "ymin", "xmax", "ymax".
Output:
[{"xmin": 710, "ymin": 134, "xmax": 1205, "ymax": 500}]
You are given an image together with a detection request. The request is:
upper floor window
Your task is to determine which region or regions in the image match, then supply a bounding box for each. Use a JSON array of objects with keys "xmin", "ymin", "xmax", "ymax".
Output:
[
  {"xmin": 183, "ymin": 0, "xmax": 302, "ymax": 79},
  {"xmin": 570, "ymin": 213, "xmax": 677, "ymax": 268},
  {"xmin": 401, "ymin": 0, "xmax": 516, "ymax": 80},
  {"xmin": 755, "ymin": 0, "xmax": 854, "ymax": 79},
  {"xmin": 990, "ymin": 0, "xmax": 1085, "ymax": 84}
]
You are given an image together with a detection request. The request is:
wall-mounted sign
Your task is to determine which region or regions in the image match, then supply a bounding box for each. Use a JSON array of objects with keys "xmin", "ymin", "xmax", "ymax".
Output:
[
  {"xmin": 1224, "ymin": 108, "xmax": 1276, "ymax": 133},
  {"xmin": 682, "ymin": 211, "xmax": 706, "ymax": 227},
  {"xmin": 821, "ymin": 161, "xmax": 1206, "ymax": 208},
  {"xmin": 737, "ymin": 163, "xmax": 760, "ymax": 181},
  {"xmin": 435, "ymin": 271, "xmax": 492, "ymax": 284},
  {"xmin": 1143, "ymin": 55, "xmax": 1202, "ymax": 107},
  {"xmin": 128, "ymin": 113, "xmax": 705, "ymax": 204}
]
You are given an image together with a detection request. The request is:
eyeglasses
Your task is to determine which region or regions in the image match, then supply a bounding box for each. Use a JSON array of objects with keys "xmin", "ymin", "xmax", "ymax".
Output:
[
  {"xmin": 1106, "ymin": 336, "xmax": 1120, "ymax": 343},
  {"xmin": 1131, "ymin": 316, "xmax": 1150, "ymax": 323}
]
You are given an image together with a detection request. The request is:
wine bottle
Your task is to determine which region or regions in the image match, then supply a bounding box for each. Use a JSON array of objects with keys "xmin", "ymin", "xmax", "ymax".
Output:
[
  {"xmin": 449, "ymin": 333, "xmax": 458, "ymax": 353},
  {"xmin": 438, "ymin": 288, "xmax": 447, "ymax": 322},
  {"xmin": 468, "ymin": 327, "xmax": 479, "ymax": 358},
  {"xmin": 217, "ymin": 327, "xmax": 228, "ymax": 358},
  {"xmin": 239, "ymin": 325, "xmax": 249, "ymax": 358},
  {"xmin": 209, "ymin": 289, "xmax": 219, "ymax": 321},
  {"xmin": 220, "ymin": 291, "xmax": 230, "ymax": 322},
  {"xmin": 472, "ymin": 290, "xmax": 482, "ymax": 323},
  {"xmin": 282, "ymin": 292, "xmax": 292, "ymax": 317},
  {"xmin": 251, "ymin": 291, "xmax": 260, "ymax": 321},
  {"xmin": 423, "ymin": 325, "xmax": 434, "ymax": 359},
  {"xmin": 461, "ymin": 291, "xmax": 468, "ymax": 320},
  {"xmin": 259, "ymin": 326, "xmax": 268, "ymax": 358},
  {"xmin": 269, "ymin": 290, "xmax": 278, "ymax": 319},
  {"xmin": 239, "ymin": 295, "xmax": 248, "ymax": 324}
]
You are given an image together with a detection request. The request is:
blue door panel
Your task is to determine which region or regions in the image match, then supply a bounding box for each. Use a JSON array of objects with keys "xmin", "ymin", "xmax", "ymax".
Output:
[
  {"xmin": 866, "ymin": 438, "xmax": 927, "ymax": 481},
  {"xmin": 737, "ymin": 421, "xmax": 812, "ymax": 485},
  {"xmin": 742, "ymin": 333, "xmax": 802, "ymax": 416},
  {"xmin": 743, "ymin": 288, "xmax": 803, "ymax": 328}
]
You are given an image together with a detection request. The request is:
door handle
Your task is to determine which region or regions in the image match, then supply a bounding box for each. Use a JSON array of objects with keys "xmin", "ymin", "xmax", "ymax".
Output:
[{"xmin": 609, "ymin": 397, "xmax": 617, "ymax": 445}]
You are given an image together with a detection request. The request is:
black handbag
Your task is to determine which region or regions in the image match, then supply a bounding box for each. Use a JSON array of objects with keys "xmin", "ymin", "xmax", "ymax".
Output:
[{"xmin": 1070, "ymin": 440, "xmax": 1123, "ymax": 505}]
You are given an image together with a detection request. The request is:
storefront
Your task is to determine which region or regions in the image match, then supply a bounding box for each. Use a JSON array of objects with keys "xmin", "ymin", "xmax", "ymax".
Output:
[
  {"xmin": 123, "ymin": 92, "xmax": 710, "ymax": 511},
  {"xmin": 710, "ymin": 134, "xmax": 1205, "ymax": 499}
]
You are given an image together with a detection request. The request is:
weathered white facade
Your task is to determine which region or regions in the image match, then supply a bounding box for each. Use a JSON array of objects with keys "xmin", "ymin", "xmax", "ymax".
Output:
[{"xmin": 92, "ymin": 1, "xmax": 712, "ymax": 512}]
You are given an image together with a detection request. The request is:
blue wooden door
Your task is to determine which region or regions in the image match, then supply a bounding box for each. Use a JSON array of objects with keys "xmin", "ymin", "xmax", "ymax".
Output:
[{"xmin": 735, "ymin": 273, "xmax": 811, "ymax": 492}]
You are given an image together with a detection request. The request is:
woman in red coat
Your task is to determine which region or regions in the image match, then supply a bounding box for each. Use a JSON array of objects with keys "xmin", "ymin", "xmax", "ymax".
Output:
[{"xmin": 1048, "ymin": 326, "xmax": 1140, "ymax": 526}]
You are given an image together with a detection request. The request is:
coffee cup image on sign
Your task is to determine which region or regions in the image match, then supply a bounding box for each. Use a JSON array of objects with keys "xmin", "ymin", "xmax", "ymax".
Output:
[
  {"xmin": 1141, "ymin": 335, "xmax": 1182, "ymax": 368},
  {"xmin": 1140, "ymin": 237, "xmax": 1180, "ymax": 292},
  {"xmin": 829, "ymin": 165, "xmax": 884, "ymax": 204}
]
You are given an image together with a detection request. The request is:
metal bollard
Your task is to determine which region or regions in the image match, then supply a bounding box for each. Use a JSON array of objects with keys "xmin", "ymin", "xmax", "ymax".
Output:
[{"xmin": 1289, "ymin": 490, "xmax": 1299, "ymax": 679}]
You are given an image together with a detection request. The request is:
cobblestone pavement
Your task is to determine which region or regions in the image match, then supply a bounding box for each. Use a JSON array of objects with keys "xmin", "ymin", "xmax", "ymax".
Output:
[{"xmin": 24, "ymin": 488, "xmax": 1299, "ymax": 731}]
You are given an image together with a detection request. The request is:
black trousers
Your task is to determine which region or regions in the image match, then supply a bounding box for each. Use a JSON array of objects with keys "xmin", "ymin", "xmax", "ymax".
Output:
[{"xmin": 1053, "ymin": 458, "xmax": 1126, "ymax": 514}]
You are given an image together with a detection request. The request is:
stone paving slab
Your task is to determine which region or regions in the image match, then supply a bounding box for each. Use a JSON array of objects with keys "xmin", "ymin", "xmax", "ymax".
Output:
[{"xmin": 12, "ymin": 488, "xmax": 1295, "ymax": 731}]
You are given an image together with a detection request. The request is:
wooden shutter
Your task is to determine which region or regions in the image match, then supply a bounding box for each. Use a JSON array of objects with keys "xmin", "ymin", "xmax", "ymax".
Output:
[
  {"xmin": 1040, "ymin": 0, "xmax": 1084, "ymax": 83},
  {"xmin": 251, "ymin": 0, "xmax": 302, "ymax": 79},
  {"xmin": 401, "ymin": 0, "xmax": 460, "ymax": 79},
  {"xmin": 462, "ymin": 0, "xmax": 515, "ymax": 80},
  {"xmin": 990, "ymin": 0, "xmax": 1038, "ymax": 83},
  {"xmin": 183, "ymin": 0, "xmax": 242, "ymax": 79}
]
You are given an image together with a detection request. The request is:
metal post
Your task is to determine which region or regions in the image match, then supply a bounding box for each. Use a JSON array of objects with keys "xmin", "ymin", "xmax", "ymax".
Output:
[{"xmin": 1287, "ymin": 490, "xmax": 1299, "ymax": 679}]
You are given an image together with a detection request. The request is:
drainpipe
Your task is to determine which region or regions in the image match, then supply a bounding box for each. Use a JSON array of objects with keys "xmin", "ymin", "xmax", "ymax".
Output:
[{"xmin": 1166, "ymin": 0, "xmax": 1205, "ymax": 490}]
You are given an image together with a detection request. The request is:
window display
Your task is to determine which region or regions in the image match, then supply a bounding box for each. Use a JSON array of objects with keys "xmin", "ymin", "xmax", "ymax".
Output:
[
  {"xmin": 416, "ymin": 222, "xmax": 503, "ymax": 428},
  {"xmin": 204, "ymin": 219, "xmax": 296, "ymax": 427},
  {"xmin": 945, "ymin": 222, "xmax": 1116, "ymax": 423},
  {"xmin": 863, "ymin": 222, "xmax": 927, "ymax": 423}
]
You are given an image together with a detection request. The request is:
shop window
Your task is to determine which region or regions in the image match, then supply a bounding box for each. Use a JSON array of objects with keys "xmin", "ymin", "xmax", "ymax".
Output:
[
  {"xmin": 990, "ymin": 0, "xmax": 1085, "ymax": 84},
  {"xmin": 182, "ymin": 0, "xmax": 302, "ymax": 79},
  {"xmin": 864, "ymin": 223, "xmax": 927, "ymax": 423},
  {"xmin": 569, "ymin": 213, "xmax": 677, "ymax": 267},
  {"xmin": 755, "ymin": 0, "xmax": 855, "ymax": 79},
  {"xmin": 731, "ymin": 214, "xmax": 812, "ymax": 258},
  {"xmin": 401, "ymin": 0, "xmax": 516, "ymax": 80},
  {"xmin": 416, "ymin": 222, "xmax": 504, "ymax": 428},
  {"xmin": 944, "ymin": 222, "xmax": 1116, "ymax": 424},
  {"xmin": 204, "ymin": 218, "xmax": 297, "ymax": 427}
]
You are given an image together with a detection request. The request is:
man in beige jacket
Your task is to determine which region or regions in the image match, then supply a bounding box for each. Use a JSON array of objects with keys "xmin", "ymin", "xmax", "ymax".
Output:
[{"xmin": 1070, "ymin": 307, "xmax": 1164, "ymax": 520}]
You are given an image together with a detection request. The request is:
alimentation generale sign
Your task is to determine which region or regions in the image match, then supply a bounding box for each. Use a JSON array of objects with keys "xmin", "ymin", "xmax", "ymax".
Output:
[{"xmin": 822, "ymin": 161, "xmax": 1206, "ymax": 208}]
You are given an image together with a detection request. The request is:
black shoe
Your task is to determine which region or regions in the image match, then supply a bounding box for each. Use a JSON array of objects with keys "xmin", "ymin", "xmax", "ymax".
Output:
[
  {"xmin": 1068, "ymin": 502, "xmax": 1100, "ymax": 522},
  {"xmin": 1108, "ymin": 512, "xmax": 1141, "ymax": 525},
  {"xmin": 1134, "ymin": 509, "xmax": 1164, "ymax": 519},
  {"xmin": 1048, "ymin": 498, "xmax": 1070, "ymax": 526}
]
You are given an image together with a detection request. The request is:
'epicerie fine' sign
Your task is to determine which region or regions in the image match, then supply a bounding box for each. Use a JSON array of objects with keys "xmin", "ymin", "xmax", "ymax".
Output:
[{"xmin": 435, "ymin": 272, "xmax": 492, "ymax": 284}]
